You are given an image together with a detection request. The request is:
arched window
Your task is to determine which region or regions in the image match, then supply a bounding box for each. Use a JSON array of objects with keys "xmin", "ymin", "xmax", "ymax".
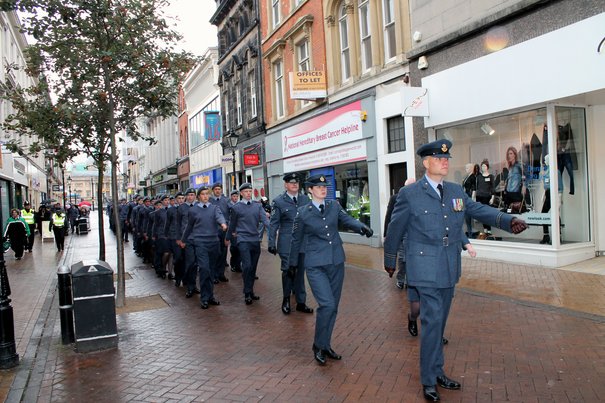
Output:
[{"xmin": 338, "ymin": 2, "xmax": 350, "ymax": 81}]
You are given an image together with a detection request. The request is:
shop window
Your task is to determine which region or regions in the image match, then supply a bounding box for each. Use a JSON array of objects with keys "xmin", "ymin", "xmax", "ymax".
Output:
[
  {"xmin": 387, "ymin": 115, "xmax": 405, "ymax": 153},
  {"xmin": 436, "ymin": 106, "xmax": 588, "ymax": 245}
]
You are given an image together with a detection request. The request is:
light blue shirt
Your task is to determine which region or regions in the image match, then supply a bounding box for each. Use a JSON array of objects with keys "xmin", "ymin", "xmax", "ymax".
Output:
[
  {"xmin": 424, "ymin": 175, "xmax": 444, "ymax": 198},
  {"xmin": 311, "ymin": 200, "xmax": 324, "ymax": 211}
]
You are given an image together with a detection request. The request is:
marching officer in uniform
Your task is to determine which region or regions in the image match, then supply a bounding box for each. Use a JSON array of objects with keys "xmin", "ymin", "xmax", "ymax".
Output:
[
  {"xmin": 227, "ymin": 189, "xmax": 242, "ymax": 273},
  {"xmin": 225, "ymin": 183, "xmax": 270, "ymax": 305},
  {"xmin": 165, "ymin": 192, "xmax": 184, "ymax": 284},
  {"xmin": 49, "ymin": 206, "xmax": 68, "ymax": 252},
  {"xmin": 210, "ymin": 183, "xmax": 230, "ymax": 283},
  {"xmin": 177, "ymin": 188, "xmax": 197, "ymax": 290},
  {"xmin": 178, "ymin": 186, "xmax": 228, "ymax": 309},
  {"xmin": 151, "ymin": 196, "xmax": 170, "ymax": 278},
  {"xmin": 21, "ymin": 201, "xmax": 36, "ymax": 252},
  {"xmin": 268, "ymin": 172, "xmax": 313, "ymax": 315},
  {"xmin": 383, "ymin": 139, "xmax": 528, "ymax": 401},
  {"xmin": 288, "ymin": 174, "xmax": 373, "ymax": 365}
]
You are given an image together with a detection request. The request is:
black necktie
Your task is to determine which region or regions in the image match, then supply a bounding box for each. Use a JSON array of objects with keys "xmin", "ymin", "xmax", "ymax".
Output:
[
  {"xmin": 293, "ymin": 196, "xmax": 297, "ymax": 204},
  {"xmin": 437, "ymin": 184, "xmax": 444, "ymax": 202},
  {"xmin": 203, "ymin": 205, "xmax": 207, "ymax": 208},
  {"xmin": 247, "ymin": 201, "xmax": 250, "ymax": 205},
  {"xmin": 319, "ymin": 204, "xmax": 324, "ymax": 214}
]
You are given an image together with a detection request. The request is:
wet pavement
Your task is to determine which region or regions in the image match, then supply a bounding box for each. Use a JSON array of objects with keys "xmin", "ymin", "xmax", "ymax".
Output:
[{"xmin": 1, "ymin": 213, "xmax": 604, "ymax": 402}]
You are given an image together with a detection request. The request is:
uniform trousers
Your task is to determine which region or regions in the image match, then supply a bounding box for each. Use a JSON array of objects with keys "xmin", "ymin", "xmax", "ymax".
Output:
[
  {"xmin": 279, "ymin": 252, "xmax": 307, "ymax": 303},
  {"xmin": 192, "ymin": 240, "xmax": 219, "ymax": 302},
  {"xmin": 53, "ymin": 227, "xmax": 65, "ymax": 251},
  {"xmin": 305, "ymin": 263, "xmax": 345, "ymax": 350},
  {"xmin": 120, "ymin": 219, "xmax": 129, "ymax": 241},
  {"xmin": 183, "ymin": 243, "xmax": 198, "ymax": 292},
  {"xmin": 26, "ymin": 224, "xmax": 36, "ymax": 251},
  {"xmin": 416, "ymin": 286, "xmax": 455, "ymax": 386},
  {"xmin": 213, "ymin": 232, "xmax": 228, "ymax": 280},
  {"xmin": 153, "ymin": 238, "xmax": 168, "ymax": 275},
  {"xmin": 229, "ymin": 241, "xmax": 241, "ymax": 270},
  {"xmin": 238, "ymin": 241, "xmax": 261, "ymax": 295}
]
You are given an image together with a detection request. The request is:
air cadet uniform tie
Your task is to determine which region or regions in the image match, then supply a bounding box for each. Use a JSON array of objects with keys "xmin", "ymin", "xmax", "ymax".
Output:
[
  {"xmin": 319, "ymin": 204, "xmax": 324, "ymax": 215},
  {"xmin": 247, "ymin": 201, "xmax": 250, "ymax": 205},
  {"xmin": 203, "ymin": 205, "xmax": 207, "ymax": 208},
  {"xmin": 437, "ymin": 184, "xmax": 444, "ymax": 202},
  {"xmin": 293, "ymin": 196, "xmax": 297, "ymax": 204}
]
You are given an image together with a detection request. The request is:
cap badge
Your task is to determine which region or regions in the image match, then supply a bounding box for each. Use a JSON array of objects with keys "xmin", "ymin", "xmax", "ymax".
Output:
[
  {"xmin": 319, "ymin": 176, "xmax": 325, "ymax": 182},
  {"xmin": 441, "ymin": 144, "xmax": 448, "ymax": 153}
]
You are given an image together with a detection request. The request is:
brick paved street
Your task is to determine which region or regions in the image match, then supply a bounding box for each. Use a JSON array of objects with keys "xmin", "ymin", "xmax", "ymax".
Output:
[{"xmin": 1, "ymin": 213, "xmax": 604, "ymax": 402}]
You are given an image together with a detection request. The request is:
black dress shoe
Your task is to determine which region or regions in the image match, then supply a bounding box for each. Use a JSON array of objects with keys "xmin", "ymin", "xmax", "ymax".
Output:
[
  {"xmin": 218, "ymin": 276, "xmax": 229, "ymax": 282},
  {"xmin": 213, "ymin": 279, "xmax": 220, "ymax": 284},
  {"xmin": 245, "ymin": 294, "xmax": 253, "ymax": 305},
  {"xmin": 185, "ymin": 290, "xmax": 194, "ymax": 298},
  {"xmin": 408, "ymin": 315, "xmax": 418, "ymax": 337},
  {"xmin": 324, "ymin": 348, "xmax": 342, "ymax": 360},
  {"xmin": 208, "ymin": 298, "xmax": 220, "ymax": 306},
  {"xmin": 200, "ymin": 301, "xmax": 209, "ymax": 309},
  {"xmin": 295, "ymin": 303, "xmax": 314, "ymax": 314},
  {"xmin": 251, "ymin": 294, "xmax": 260, "ymax": 300},
  {"xmin": 436, "ymin": 375, "xmax": 460, "ymax": 390},
  {"xmin": 281, "ymin": 297, "xmax": 291, "ymax": 314},
  {"xmin": 313, "ymin": 348, "xmax": 327, "ymax": 365},
  {"xmin": 167, "ymin": 273, "xmax": 175, "ymax": 280},
  {"xmin": 194, "ymin": 288, "xmax": 201, "ymax": 294},
  {"xmin": 423, "ymin": 385, "xmax": 440, "ymax": 401},
  {"xmin": 175, "ymin": 280, "xmax": 181, "ymax": 287},
  {"xmin": 442, "ymin": 337, "xmax": 448, "ymax": 345},
  {"xmin": 254, "ymin": 275, "xmax": 259, "ymax": 279}
]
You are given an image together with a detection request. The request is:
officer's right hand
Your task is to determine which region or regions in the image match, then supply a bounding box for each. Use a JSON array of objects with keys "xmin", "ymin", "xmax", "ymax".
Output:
[
  {"xmin": 287, "ymin": 266, "xmax": 297, "ymax": 279},
  {"xmin": 268, "ymin": 246, "xmax": 277, "ymax": 255},
  {"xmin": 384, "ymin": 266, "xmax": 395, "ymax": 278},
  {"xmin": 360, "ymin": 224, "xmax": 373, "ymax": 238}
]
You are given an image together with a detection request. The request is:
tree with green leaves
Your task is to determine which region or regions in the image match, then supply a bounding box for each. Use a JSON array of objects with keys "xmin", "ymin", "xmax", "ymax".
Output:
[{"xmin": 1, "ymin": 0, "xmax": 195, "ymax": 306}]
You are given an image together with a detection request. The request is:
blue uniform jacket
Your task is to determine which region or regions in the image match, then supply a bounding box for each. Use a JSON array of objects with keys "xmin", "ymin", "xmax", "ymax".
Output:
[
  {"xmin": 180, "ymin": 203, "xmax": 226, "ymax": 242},
  {"xmin": 176, "ymin": 202, "xmax": 193, "ymax": 237},
  {"xmin": 384, "ymin": 176, "xmax": 514, "ymax": 288},
  {"xmin": 226, "ymin": 200, "xmax": 270, "ymax": 243},
  {"xmin": 164, "ymin": 205, "xmax": 178, "ymax": 239},
  {"xmin": 268, "ymin": 192, "xmax": 310, "ymax": 253},
  {"xmin": 289, "ymin": 199, "xmax": 365, "ymax": 268},
  {"xmin": 210, "ymin": 195, "xmax": 230, "ymax": 226},
  {"xmin": 151, "ymin": 207, "xmax": 168, "ymax": 239}
]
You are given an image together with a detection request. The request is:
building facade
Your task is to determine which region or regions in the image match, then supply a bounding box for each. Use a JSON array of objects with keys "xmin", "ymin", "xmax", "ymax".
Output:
[
  {"xmin": 211, "ymin": 0, "xmax": 267, "ymax": 195},
  {"xmin": 263, "ymin": 0, "xmax": 412, "ymax": 245},
  {"xmin": 405, "ymin": 0, "xmax": 605, "ymax": 266}
]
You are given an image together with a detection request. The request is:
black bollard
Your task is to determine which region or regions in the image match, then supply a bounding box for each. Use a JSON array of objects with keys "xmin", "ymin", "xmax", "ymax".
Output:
[
  {"xmin": 0, "ymin": 248, "xmax": 19, "ymax": 369},
  {"xmin": 57, "ymin": 265, "xmax": 75, "ymax": 344}
]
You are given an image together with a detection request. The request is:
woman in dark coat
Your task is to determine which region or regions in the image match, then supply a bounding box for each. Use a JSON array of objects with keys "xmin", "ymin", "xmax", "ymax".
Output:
[{"xmin": 3, "ymin": 208, "xmax": 30, "ymax": 260}]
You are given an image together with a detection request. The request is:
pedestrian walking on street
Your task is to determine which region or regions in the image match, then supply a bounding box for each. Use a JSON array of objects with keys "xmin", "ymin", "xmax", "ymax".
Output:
[
  {"xmin": 227, "ymin": 190, "xmax": 242, "ymax": 273},
  {"xmin": 225, "ymin": 183, "xmax": 270, "ymax": 305},
  {"xmin": 36, "ymin": 205, "xmax": 50, "ymax": 238},
  {"xmin": 177, "ymin": 189, "xmax": 197, "ymax": 290},
  {"xmin": 268, "ymin": 172, "xmax": 313, "ymax": 315},
  {"xmin": 49, "ymin": 206, "xmax": 67, "ymax": 252},
  {"xmin": 288, "ymin": 174, "xmax": 373, "ymax": 365},
  {"xmin": 21, "ymin": 201, "xmax": 36, "ymax": 252},
  {"xmin": 210, "ymin": 183, "xmax": 230, "ymax": 283},
  {"xmin": 3, "ymin": 208, "xmax": 30, "ymax": 260},
  {"xmin": 67, "ymin": 203, "xmax": 79, "ymax": 235},
  {"xmin": 383, "ymin": 139, "xmax": 528, "ymax": 402},
  {"xmin": 179, "ymin": 186, "xmax": 228, "ymax": 309}
]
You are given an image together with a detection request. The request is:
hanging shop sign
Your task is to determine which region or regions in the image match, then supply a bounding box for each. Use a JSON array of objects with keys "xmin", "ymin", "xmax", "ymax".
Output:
[
  {"xmin": 190, "ymin": 167, "xmax": 222, "ymax": 188},
  {"xmin": 204, "ymin": 111, "xmax": 222, "ymax": 141}
]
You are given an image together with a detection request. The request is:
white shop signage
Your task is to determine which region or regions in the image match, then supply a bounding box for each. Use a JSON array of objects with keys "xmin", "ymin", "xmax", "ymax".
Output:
[
  {"xmin": 281, "ymin": 100, "xmax": 363, "ymax": 159},
  {"xmin": 283, "ymin": 140, "xmax": 367, "ymax": 172}
]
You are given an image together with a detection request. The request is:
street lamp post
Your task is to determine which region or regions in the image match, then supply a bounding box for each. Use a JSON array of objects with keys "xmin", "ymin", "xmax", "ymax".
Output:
[
  {"xmin": 226, "ymin": 132, "xmax": 239, "ymax": 190},
  {"xmin": 67, "ymin": 176, "xmax": 72, "ymax": 206},
  {"xmin": 61, "ymin": 168, "xmax": 67, "ymax": 208},
  {"xmin": 0, "ymin": 183, "xmax": 19, "ymax": 369}
]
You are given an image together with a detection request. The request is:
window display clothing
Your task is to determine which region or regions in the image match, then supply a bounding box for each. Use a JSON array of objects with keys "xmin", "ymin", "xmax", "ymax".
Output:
[
  {"xmin": 476, "ymin": 173, "xmax": 494, "ymax": 232},
  {"xmin": 541, "ymin": 162, "xmax": 563, "ymax": 243},
  {"xmin": 504, "ymin": 162, "xmax": 524, "ymax": 204},
  {"xmin": 462, "ymin": 170, "xmax": 476, "ymax": 235},
  {"xmin": 542, "ymin": 123, "xmax": 576, "ymax": 195}
]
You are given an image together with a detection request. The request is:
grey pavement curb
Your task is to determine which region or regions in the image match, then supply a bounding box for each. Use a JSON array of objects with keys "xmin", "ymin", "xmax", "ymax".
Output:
[{"xmin": 6, "ymin": 235, "xmax": 75, "ymax": 403}]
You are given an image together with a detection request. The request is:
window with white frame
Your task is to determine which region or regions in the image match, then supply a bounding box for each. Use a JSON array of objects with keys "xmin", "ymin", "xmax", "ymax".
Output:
[
  {"xmin": 383, "ymin": 0, "xmax": 396, "ymax": 60},
  {"xmin": 339, "ymin": 3, "xmax": 350, "ymax": 81},
  {"xmin": 236, "ymin": 84, "xmax": 242, "ymax": 126},
  {"xmin": 224, "ymin": 91, "xmax": 230, "ymax": 131},
  {"xmin": 249, "ymin": 72, "xmax": 257, "ymax": 118},
  {"xmin": 272, "ymin": 0, "xmax": 281, "ymax": 28},
  {"xmin": 297, "ymin": 40, "xmax": 312, "ymax": 106},
  {"xmin": 273, "ymin": 60, "xmax": 285, "ymax": 119},
  {"xmin": 359, "ymin": 0, "xmax": 372, "ymax": 72}
]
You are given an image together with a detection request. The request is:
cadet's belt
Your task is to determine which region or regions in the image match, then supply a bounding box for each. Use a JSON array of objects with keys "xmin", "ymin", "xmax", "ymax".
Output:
[{"xmin": 418, "ymin": 236, "xmax": 456, "ymax": 247}]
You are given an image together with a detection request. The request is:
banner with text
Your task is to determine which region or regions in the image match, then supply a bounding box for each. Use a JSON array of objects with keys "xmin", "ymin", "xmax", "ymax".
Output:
[
  {"xmin": 283, "ymin": 140, "xmax": 367, "ymax": 172},
  {"xmin": 281, "ymin": 100, "xmax": 363, "ymax": 159},
  {"xmin": 289, "ymin": 70, "xmax": 327, "ymax": 99}
]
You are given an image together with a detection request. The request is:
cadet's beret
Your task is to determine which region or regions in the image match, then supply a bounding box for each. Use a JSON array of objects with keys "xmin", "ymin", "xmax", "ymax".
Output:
[
  {"xmin": 154, "ymin": 200, "xmax": 163, "ymax": 206},
  {"xmin": 230, "ymin": 190, "xmax": 240, "ymax": 196},
  {"xmin": 185, "ymin": 188, "xmax": 196, "ymax": 194},
  {"xmin": 416, "ymin": 139, "xmax": 452, "ymax": 159},
  {"xmin": 283, "ymin": 172, "xmax": 301, "ymax": 183},
  {"xmin": 160, "ymin": 194, "xmax": 170, "ymax": 200},
  {"xmin": 175, "ymin": 192, "xmax": 184, "ymax": 197},
  {"xmin": 169, "ymin": 196, "xmax": 175, "ymax": 200},
  {"xmin": 211, "ymin": 182, "xmax": 223, "ymax": 189},
  {"xmin": 197, "ymin": 186, "xmax": 209, "ymax": 195},
  {"xmin": 143, "ymin": 197, "xmax": 150, "ymax": 201},
  {"xmin": 239, "ymin": 183, "xmax": 252, "ymax": 191},
  {"xmin": 305, "ymin": 174, "xmax": 328, "ymax": 187}
]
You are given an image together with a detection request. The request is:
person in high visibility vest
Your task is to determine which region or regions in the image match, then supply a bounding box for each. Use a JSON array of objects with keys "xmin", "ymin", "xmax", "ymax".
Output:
[
  {"xmin": 3, "ymin": 208, "xmax": 30, "ymax": 260},
  {"xmin": 49, "ymin": 207, "xmax": 67, "ymax": 252},
  {"xmin": 21, "ymin": 201, "xmax": 37, "ymax": 253}
]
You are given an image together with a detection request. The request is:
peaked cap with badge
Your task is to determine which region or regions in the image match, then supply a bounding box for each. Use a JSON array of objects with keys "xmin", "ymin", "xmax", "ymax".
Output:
[{"xmin": 417, "ymin": 139, "xmax": 452, "ymax": 159}]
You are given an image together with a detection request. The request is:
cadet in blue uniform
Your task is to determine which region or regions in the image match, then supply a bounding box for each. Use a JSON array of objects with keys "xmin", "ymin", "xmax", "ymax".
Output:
[
  {"xmin": 268, "ymin": 172, "xmax": 313, "ymax": 315},
  {"xmin": 288, "ymin": 174, "xmax": 373, "ymax": 365},
  {"xmin": 179, "ymin": 186, "xmax": 227, "ymax": 309},
  {"xmin": 227, "ymin": 190, "xmax": 242, "ymax": 273},
  {"xmin": 225, "ymin": 183, "xmax": 270, "ymax": 305},
  {"xmin": 210, "ymin": 183, "xmax": 230, "ymax": 283},
  {"xmin": 176, "ymin": 188, "xmax": 197, "ymax": 289},
  {"xmin": 383, "ymin": 140, "xmax": 528, "ymax": 401},
  {"xmin": 164, "ymin": 192, "xmax": 183, "ymax": 282},
  {"xmin": 151, "ymin": 195, "xmax": 170, "ymax": 278}
]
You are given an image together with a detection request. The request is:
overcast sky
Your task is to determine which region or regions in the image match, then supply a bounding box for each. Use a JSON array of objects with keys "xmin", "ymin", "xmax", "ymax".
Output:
[{"xmin": 164, "ymin": 0, "xmax": 219, "ymax": 56}]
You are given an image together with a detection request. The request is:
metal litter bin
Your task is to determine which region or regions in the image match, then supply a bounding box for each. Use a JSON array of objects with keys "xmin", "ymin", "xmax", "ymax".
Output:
[{"xmin": 71, "ymin": 260, "xmax": 118, "ymax": 353}]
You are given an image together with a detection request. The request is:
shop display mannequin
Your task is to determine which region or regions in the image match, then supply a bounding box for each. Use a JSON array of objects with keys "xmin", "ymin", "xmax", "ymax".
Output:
[
  {"xmin": 540, "ymin": 155, "xmax": 563, "ymax": 244},
  {"xmin": 462, "ymin": 163, "xmax": 477, "ymax": 235},
  {"xmin": 475, "ymin": 159, "xmax": 495, "ymax": 234}
]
